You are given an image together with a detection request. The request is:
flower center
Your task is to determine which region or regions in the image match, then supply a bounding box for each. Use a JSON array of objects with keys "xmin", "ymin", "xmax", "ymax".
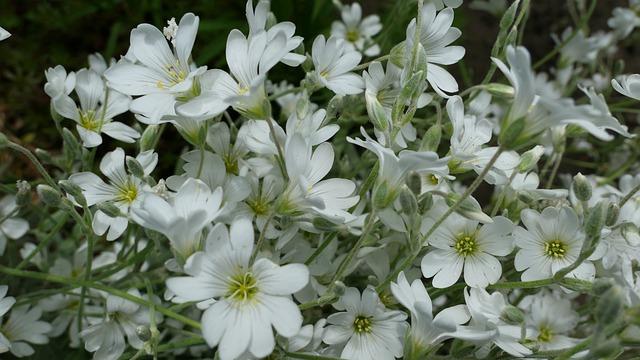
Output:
[
  {"xmin": 224, "ymin": 153, "xmax": 239, "ymax": 175},
  {"xmin": 157, "ymin": 61, "xmax": 187, "ymax": 89},
  {"xmin": 544, "ymin": 240, "xmax": 567, "ymax": 259},
  {"xmin": 116, "ymin": 181, "xmax": 138, "ymax": 204},
  {"xmin": 428, "ymin": 174, "xmax": 439, "ymax": 185},
  {"xmin": 227, "ymin": 272, "xmax": 258, "ymax": 302},
  {"xmin": 537, "ymin": 326, "xmax": 553, "ymax": 343},
  {"xmin": 248, "ymin": 197, "xmax": 270, "ymax": 216},
  {"xmin": 346, "ymin": 29, "xmax": 360, "ymax": 42},
  {"xmin": 79, "ymin": 110, "xmax": 101, "ymax": 131},
  {"xmin": 454, "ymin": 233, "xmax": 478, "ymax": 257},
  {"xmin": 353, "ymin": 315, "xmax": 373, "ymax": 334}
]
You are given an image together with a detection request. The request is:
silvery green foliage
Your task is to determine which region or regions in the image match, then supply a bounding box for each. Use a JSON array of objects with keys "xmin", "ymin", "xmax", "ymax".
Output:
[{"xmin": 2, "ymin": 0, "xmax": 640, "ymax": 359}]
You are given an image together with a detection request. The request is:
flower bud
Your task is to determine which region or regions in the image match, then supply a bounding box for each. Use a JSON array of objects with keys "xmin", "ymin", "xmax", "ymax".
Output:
[
  {"xmin": 140, "ymin": 125, "xmax": 160, "ymax": 152},
  {"xmin": 367, "ymin": 96, "xmax": 390, "ymax": 132},
  {"xmin": 389, "ymin": 42, "xmax": 406, "ymax": 68},
  {"xmin": 126, "ymin": 157, "xmax": 145, "ymax": 179},
  {"xmin": 420, "ymin": 123, "xmax": 441, "ymax": 153},
  {"xmin": 595, "ymin": 286, "xmax": 623, "ymax": 325},
  {"xmin": 333, "ymin": 281, "xmax": 346, "ymax": 296},
  {"xmin": 37, "ymin": 184, "xmax": 61, "ymax": 207},
  {"xmin": 584, "ymin": 201, "xmax": 606, "ymax": 244},
  {"xmin": 591, "ymin": 278, "xmax": 615, "ymax": 296},
  {"xmin": 326, "ymin": 95, "xmax": 344, "ymax": 119},
  {"xmin": 35, "ymin": 148, "xmax": 54, "ymax": 165},
  {"xmin": 373, "ymin": 182, "xmax": 393, "ymax": 209},
  {"xmin": 406, "ymin": 172, "xmax": 422, "ymax": 196},
  {"xmin": 399, "ymin": 187, "xmax": 418, "ymax": 215},
  {"xmin": 97, "ymin": 202, "xmax": 122, "ymax": 218},
  {"xmin": 517, "ymin": 145, "xmax": 544, "ymax": 173},
  {"xmin": 446, "ymin": 193, "xmax": 493, "ymax": 223},
  {"xmin": 136, "ymin": 325, "xmax": 152, "ymax": 342},
  {"xmin": 14, "ymin": 180, "xmax": 31, "ymax": 207},
  {"xmin": 573, "ymin": 173, "xmax": 592, "ymax": 202},
  {"xmin": 312, "ymin": 217, "xmax": 338, "ymax": 232},
  {"xmin": 499, "ymin": 0, "xmax": 518, "ymax": 29},
  {"xmin": 419, "ymin": 192, "xmax": 433, "ymax": 213},
  {"xmin": 62, "ymin": 128, "xmax": 82, "ymax": 160},
  {"xmin": 59, "ymin": 180, "xmax": 86, "ymax": 207},
  {"xmin": 501, "ymin": 305, "xmax": 525, "ymax": 324},
  {"xmin": 589, "ymin": 338, "xmax": 621, "ymax": 359},
  {"xmin": 486, "ymin": 83, "xmax": 514, "ymax": 98},
  {"xmin": 605, "ymin": 203, "xmax": 619, "ymax": 227}
]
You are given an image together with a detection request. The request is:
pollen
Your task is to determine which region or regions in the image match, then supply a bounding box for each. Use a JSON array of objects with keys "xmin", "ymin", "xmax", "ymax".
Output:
[
  {"xmin": 227, "ymin": 272, "xmax": 259, "ymax": 302},
  {"xmin": 543, "ymin": 240, "xmax": 567, "ymax": 259},
  {"xmin": 79, "ymin": 110, "xmax": 101, "ymax": 132},
  {"xmin": 353, "ymin": 315, "xmax": 373, "ymax": 334},
  {"xmin": 537, "ymin": 326, "xmax": 553, "ymax": 343},
  {"xmin": 454, "ymin": 233, "xmax": 478, "ymax": 257},
  {"xmin": 117, "ymin": 182, "xmax": 138, "ymax": 204},
  {"xmin": 346, "ymin": 29, "xmax": 360, "ymax": 42}
]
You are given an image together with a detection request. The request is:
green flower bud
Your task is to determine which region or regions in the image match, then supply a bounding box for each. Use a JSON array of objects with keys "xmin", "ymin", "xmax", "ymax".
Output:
[
  {"xmin": 327, "ymin": 95, "xmax": 344, "ymax": 119},
  {"xmin": 399, "ymin": 186, "xmax": 418, "ymax": 215},
  {"xmin": 605, "ymin": 203, "xmax": 619, "ymax": 227},
  {"xmin": 35, "ymin": 148, "xmax": 54, "ymax": 165},
  {"xmin": 15, "ymin": 180, "xmax": 31, "ymax": 208},
  {"xmin": 333, "ymin": 281, "xmax": 346, "ymax": 296},
  {"xmin": 595, "ymin": 286, "xmax": 623, "ymax": 325},
  {"xmin": 389, "ymin": 42, "xmax": 406, "ymax": 68},
  {"xmin": 97, "ymin": 202, "xmax": 122, "ymax": 218},
  {"xmin": 420, "ymin": 123, "xmax": 442, "ymax": 153},
  {"xmin": 392, "ymin": 70, "xmax": 424, "ymax": 125},
  {"xmin": 517, "ymin": 145, "xmax": 544, "ymax": 173},
  {"xmin": 62, "ymin": 128, "xmax": 82, "ymax": 160},
  {"xmin": 573, "ymin": 173, "xmax": 592, "ymax": 202},
  {"xmin": 584, "ymin": 201, "xmax": 606, "ymax": 246},
  {"xmin": 501, "ymin": 305, "xmax": 525, "ymax": 324},
  {"xmin": 140, "ymin": 125, "xmax": 160, "ymax": 152},
  {"xmin": 446, "ymin": 193, "xmax": 492, "ymax": 223},
  {"xmin": 406, "ymin": 172, "xmax": 422, "ymax": 196},
  {"xmin": 136, "ymin": 325, "xmax": 152, "ymax": 342},
  {"xmin": 58, "ymin": 180, "xmax": 86, "ymax": 207},
  {"xmin": 419, "ymin": 192, "xmax": 433, "ymax": 213},
  {"xmin": 0, "ymin": 132, "xmax": 8, "ymax": 148},
  {"xmin": 312, "ymin": 217, "xmax": 338, "ymax": 232},
  {"xmin": 499, "ymin": 0, "xmax": 518, "ymax": 29},
  {"xmin": 37, "ymin": 184, "xmax": 61, "ymax": 207},
  {"xmin": 367, "ymin": 97, "xmax": 390, "ymax": 132},
  {"xmin": 486, "ymin": 83, "xmax": 514, "ymax": 98},
  {"xmin": 591, "ymin": 278, "xmax": 615, "ymax": 296},
  {"xmin": 126, "ymin": 157, "xmax": 145, "ymax": 179},
  {"xmin": 373, "ymin": 182, "xmax": 393, "ymax": 209}
]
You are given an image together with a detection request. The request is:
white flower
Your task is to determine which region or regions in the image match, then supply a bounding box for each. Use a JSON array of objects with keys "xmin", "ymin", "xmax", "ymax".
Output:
[
  {"xmin": 283, "ymin": 135, "xmax": 359, "ymax": 222},
  {"xmin": 323, "ymin": 286, "xmax": 407, "ymax": 360},
  {"xmin": 69, "ymin": 148, "xmax": 157, "ymax": 240},
  {"xmin": 347, "ymin": 128, "xmax": 450, "ymax": 203},
  {"xmin": 53, "ymin": 69, "xmax": 138, "ymax": 147},
  {"xmin": 0, "ymin": 286, "xmax": 52, "ymax": 358},
  {"xmin": 608, "ymin": 5, "xmax": 640, "ymax": 39},
  {"xmin": 104, "ymin": 13, "xmax": 206, "ymax": 123},
  {"xmin": 492, "ymin": 46, "xmax": 536, "ymax": 124},
  {"xmin": 331, "ymin": 2, "xmax": 382, "ymax": 56},
  {"xmin": 464, "ymin": 287, "xmax": 532, "ymax": 357},
  {"xmin": 612, "ymin": 74, "xmax": 640, "ymax": 101},
  {"xmin": 166, "ymin": 218, "xmax": 309, "ymax": 360},
  {"xmin": 80, "ymin": 289, "xmax": 157, "ymax": 360},
  {"xmin": 131, "ymin": 178, "xmax": 223, "ymax": 260},
  {"xmin": 312, "ymin": 35, "xmax": 364, "ymax": 95},
  {"xmin": 391, "ymin": 273, "xmax": 494, "ymax": 355},
  {"xmin": 286, "ymin": 108, "xmax": 339, "ymax": 146},
  {"xmin": 510, "ymin": 172, "xmax": 569, "ymax": 200},
  {"xmin": 0, "ymin": 195, "xmax": 29, "ymax": 255},
  {"xmin": 446, "ymin": 95, "xmax": 520, "ymax": 185},
  {"xmin": 421, "ymin": 214, "xmax": 514, "ymax": 288},
  {"xmin": 556, "ymin": 28, "xmax": 611, "ymax": 66},
  {"xmin": 521, "ymin": 291, "xmax": 580, "ymax": 351},
  {"xmin": 407, "ymin": 3, "xmax": 465, "ymax": 97},
  {"xmin": 44, "ymin": 65, "xmax": 75, "ymax": 98},
  {"xmin": 513, "ymin": 207, "xmax": 595, "ymax": 282},
  {"xmin": 0, "ymin": 26, "xmax": 9, "ymax": 41}
]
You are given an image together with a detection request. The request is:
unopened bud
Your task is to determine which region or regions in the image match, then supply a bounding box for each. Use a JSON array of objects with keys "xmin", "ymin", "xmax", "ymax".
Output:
[
  {"xmin": 399, "ymin": 187, "xmax": 418, "ymax": 215},
  {"xmin": 58, "ymin": 180, "xmax": 86, "ymax": 206},
  {"xmin": 326, "ymin": 95, "xmax": 344, "ymax": 119},
  {"xmin": 501, "ymin": 305, "xmax": 525, "ymax": 324},
  {"xmin": 389, "ymin": 42, "xmax": 406, "ymax": 68},
  {"xmin": 373, "ymin": 182, "xmax": 393, "ymax": 209},
  {"xmin": 486, "ymin": 83, "xmax": 514, "ymax": 98},
  {"xmin": 584, "ymin": 201, "xmax": 606, "ymax": 244},
  {"xmin": 595, "ymin": 286, "xmax": 623, "ymax": 324},
  {"xmin": 312, "ymin": 217, "xmax": 337, "ymax": 232},
  {"xmin": 419, "ymin": 192, "xmax": 433, "ymax": 213},
  {"xmin": 591, "ymin": 278, "xmax": 615, "ymax": 296},
  {"xmin": 446, "ymin": 193, "xmax": 493, "ymax": 223},
  {"xmin": 499, "ymin": 0, "xmax": 518, "ymax": 29},
  {"xmin": 605, "ymin": 203, "xmax": 619, "ymax": 227},
  {"xmin": 517, "ymin": 145, "xmax": 544, "ymax": 173},
  {"xmin": 367, "ymin": 96, "xmax": 390, "ymax": 131},
  {"xmin": 37, "ymin": 184, "xmax": 61, "ymax": 207},
  {"xmin": 97, "ymin": 202, "xmax": 122, "ymax": 218},
  {"xmin": 15, "ymin": 180, "xmax": 31, "ymax": 207},
  {"xmin": 136, "ymin": 325, "xmax": 152, "ymax": 342},
  {"xmin": 35, "ymin": 148, "xmax": 54, "ymax": 164},
  {"xmin": 62, "ymin": 128, "xmax": 82, "ymax": 160},
  {"xmin": 406, "ymin": 172, "xmax": 422, "ymax": 195},
  {"xmin": 420, "ymin": 123, "xmax": 442, "ymax": 152},
  {"xmin": 573, "ymin": 173, "xmax": 592, "ymax": 202},
  {"xmin": 126, "ymin": 157, "xmax": 145, "ymax": 178},
  {"xmin": 333, "ymin": 281, "xmax": 346, "ymax": 296},
  {"xmin": 139, "ymin": 125, "xmax": 160, "ymax": 152}
]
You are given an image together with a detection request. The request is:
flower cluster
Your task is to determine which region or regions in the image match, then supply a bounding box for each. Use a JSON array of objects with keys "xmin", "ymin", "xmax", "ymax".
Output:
[{"xmin": 1, "ymin": 0, "xmax": 640, "ymax": 359}]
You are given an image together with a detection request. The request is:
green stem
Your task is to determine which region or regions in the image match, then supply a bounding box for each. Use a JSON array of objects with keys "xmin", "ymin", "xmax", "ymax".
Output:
[
  {"xmin": 377, "ymin": 146, "xmax": 505, "ymax": 291},
  {"xmin": 544, "ymin": 148, "xmax": 564, "ymax": 189},
  {"xmin": 266, "ymin": 117, "xmax": 288, "ymax": 180},
  {"xmin": 619, "ymin": 182, "xmax": 640, "ymax": 208},
  {"xmin": 7, "ymin": 142, "xmax": 60, "ymax": 191},
  {"xmin": 0, "ymin": 265, "xmax": 201, "ymax": 330},
  {"xmin": 284, "ymin": 351, "xmax": 343, "ymax": 360},
  {"xmin": 353, "ymin": 55, "xmax": 390, "ymax": 71},
  {"xmin": 267, "ymin": 86, "xmax": 302, "ymax": 101},
  {"xmin": 249, "ymin": 213, "xmax": 274, "ymax": 266},
  {"xmin": 305, "ymin": 232, "xmax": 337, "ymax": 265}
]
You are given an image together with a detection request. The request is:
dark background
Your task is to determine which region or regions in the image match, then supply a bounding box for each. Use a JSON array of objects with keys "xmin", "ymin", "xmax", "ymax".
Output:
[{"xmin": 0, "ymin": 0, "xmax": 637, "ymax": 180}]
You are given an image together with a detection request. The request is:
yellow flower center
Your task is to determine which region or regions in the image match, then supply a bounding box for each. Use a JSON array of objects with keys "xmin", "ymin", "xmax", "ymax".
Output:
[
  {"xmin": 544, "ymin": 240, "xmax": 567, "ymax": 259},
  {"xmin": 454, "ymin": 233, "xmax": 478, "ymax": 257},
  {"xmin": 346, "ymin": 30, "xmax": 360, "ymax": 42},
  {"xmin": 224, "ymin": 153, "xmax": 239, "ymax": 175},
  {"xmin": 79, "ymin": 110, "xmax": 101, "ymax": 131},
  {"xmin": 227, "ymin": 272, "xmax": 258, "ymax": 302},
  {"xmin": 537, "ymin": 326, "xmax": 553, "ymax": 343},
  {"xmin": 353, "ymin": 315, "xmax": 373, "ymax": 334},
  {"xmin": 157, "ymin": 61, "xmax": 187, "ymax": 89},
  {"xmin": 116, "ymin": 181, "xmax": 138, "ymax": 204}
]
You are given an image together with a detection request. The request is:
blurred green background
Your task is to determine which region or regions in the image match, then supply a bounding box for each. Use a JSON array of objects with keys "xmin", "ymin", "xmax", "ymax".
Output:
[{"xmin": 0, "ymin": 0, "xmax": 637, "ymax": 181}]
